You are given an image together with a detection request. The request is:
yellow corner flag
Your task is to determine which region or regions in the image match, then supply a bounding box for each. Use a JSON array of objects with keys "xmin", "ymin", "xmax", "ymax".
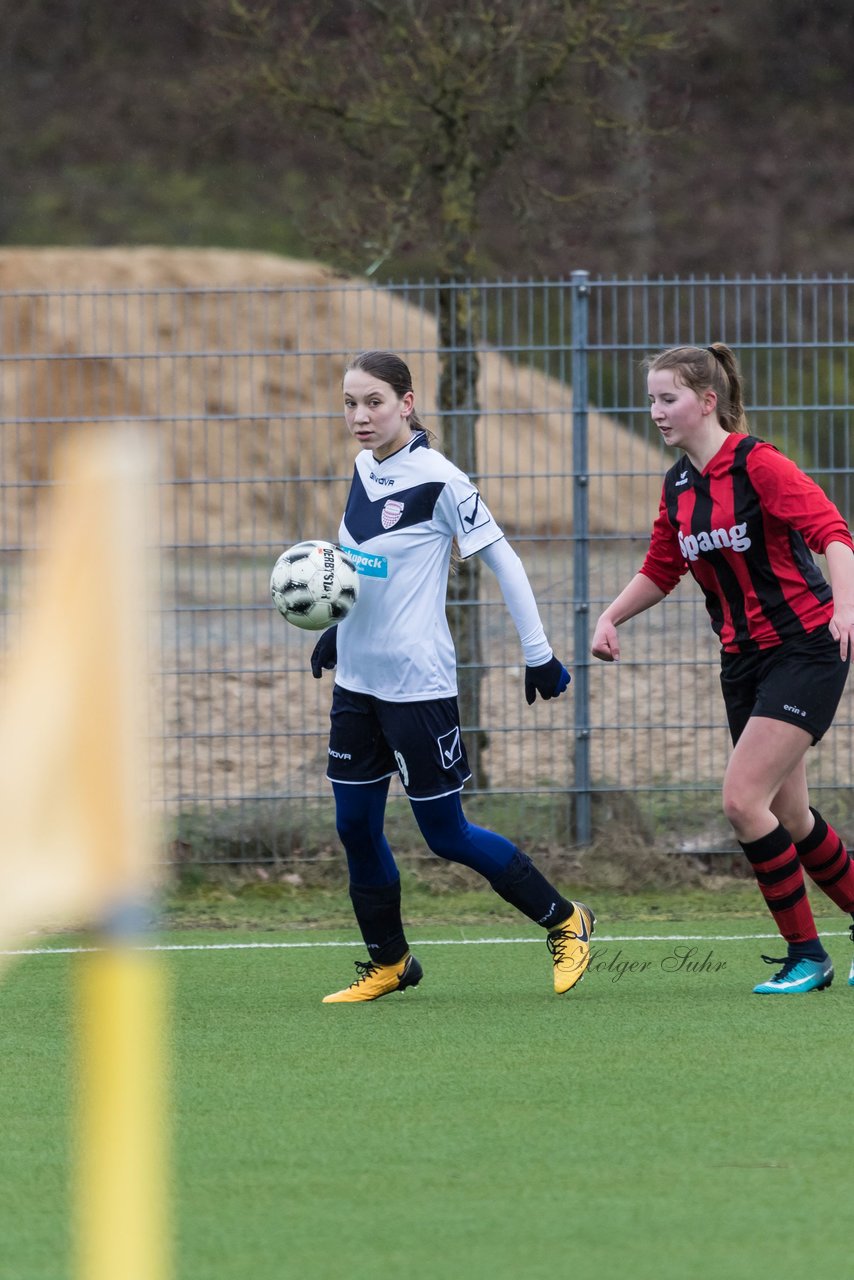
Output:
[
  {"xmin": 0, "ymin": 429, "xmax": 155, "ymax": 945},
  {"xmin": 0, "ymin": 428, "xmax": 169, "ymax": 1280}
]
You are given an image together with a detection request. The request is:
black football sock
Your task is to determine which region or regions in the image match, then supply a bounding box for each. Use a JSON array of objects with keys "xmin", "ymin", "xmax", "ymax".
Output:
[
  {"xmin": 348, "ymin": 878, "xmax": 408, "ymax": 966},
  {"xmin": 787, "ymin": 939, "xmax": 829, "ymax": 962},
  {"xmin": 489, "ymin": 850, "xmax": 573, "ymax": 929}
]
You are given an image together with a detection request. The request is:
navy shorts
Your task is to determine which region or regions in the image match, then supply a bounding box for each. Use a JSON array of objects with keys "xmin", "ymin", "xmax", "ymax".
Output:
[
  {"xmin": 326, "ymin": 685, "xmax": 471, "ymax": 801},
  {"xmin": 720, "ymin": 627, "xmax": 850, "ymax": 746}
]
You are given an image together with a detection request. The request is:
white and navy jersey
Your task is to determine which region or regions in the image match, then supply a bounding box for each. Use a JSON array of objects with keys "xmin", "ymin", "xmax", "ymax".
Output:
[{"xmin": 335, "ymin": 431, "xmax": 503, "ymax": 701}]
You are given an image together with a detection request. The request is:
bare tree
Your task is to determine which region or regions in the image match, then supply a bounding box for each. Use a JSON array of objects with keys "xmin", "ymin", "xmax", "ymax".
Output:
[{"xmin": 216, "ymin": 0, "xmax": 681, "ymax": 782}]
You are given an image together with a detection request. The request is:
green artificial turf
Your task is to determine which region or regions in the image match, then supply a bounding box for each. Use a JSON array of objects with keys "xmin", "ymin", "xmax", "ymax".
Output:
[{"xmin": 1, "ymin": 910, "xmax": 852, "ymax": 1280}]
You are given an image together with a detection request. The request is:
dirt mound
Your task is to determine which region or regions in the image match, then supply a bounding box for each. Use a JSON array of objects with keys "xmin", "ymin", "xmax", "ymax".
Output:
[{"xmin": 0, "ymin": 247, "xmax": 660, "ymax": 548}]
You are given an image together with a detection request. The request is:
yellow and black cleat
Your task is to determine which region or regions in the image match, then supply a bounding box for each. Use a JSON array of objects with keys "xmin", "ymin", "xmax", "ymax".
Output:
[
  {"xmin": 322, "ymin": 952, "xmax": 423, "ymax": 1004},
  {"xmin": 547, "ymin": 902, "xmax": 596, "ymax": 994}
]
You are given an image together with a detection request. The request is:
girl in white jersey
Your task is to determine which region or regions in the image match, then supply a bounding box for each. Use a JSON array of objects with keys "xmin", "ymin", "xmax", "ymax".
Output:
[{"xmin": 311, "ymin": 350, "xmax": 595, "ymax": 1002}]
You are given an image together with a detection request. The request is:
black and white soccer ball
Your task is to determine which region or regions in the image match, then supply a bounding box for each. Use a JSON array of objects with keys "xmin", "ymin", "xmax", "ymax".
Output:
[{"xmin": 270, "ymin": 540, "xmax": 360, "ymax": 631}]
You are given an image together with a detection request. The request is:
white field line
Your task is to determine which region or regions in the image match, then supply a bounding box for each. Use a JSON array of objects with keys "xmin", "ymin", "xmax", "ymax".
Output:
[{"xmin": 2, "ymin": 929, "xmax": 851, "ymax": 957}]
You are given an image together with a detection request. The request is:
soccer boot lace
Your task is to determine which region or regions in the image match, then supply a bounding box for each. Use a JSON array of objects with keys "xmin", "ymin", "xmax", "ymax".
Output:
[
  {"xmin": 322, "ymin": 952, "xmax": 423, "ymax": 1004},
  {"xmin": 547, "ymin": 901, "xmax": 596, "ymax": 994},
  {"xmin": 752, "ymin": 953, "xmax": 834, "ymax": 995},
  {"xmin": 849, "ymin": 923, "xmax": 854, "ymax": 987}
]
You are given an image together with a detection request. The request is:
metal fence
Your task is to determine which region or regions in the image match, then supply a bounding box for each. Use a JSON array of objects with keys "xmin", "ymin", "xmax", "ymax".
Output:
[{"xmin": 1, "ymin": 270, "xmax": 853, "ymax": 864}]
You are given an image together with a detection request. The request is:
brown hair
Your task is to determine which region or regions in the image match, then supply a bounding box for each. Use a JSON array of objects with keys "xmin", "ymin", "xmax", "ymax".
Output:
[
  {"xmin": 345, "ymin": 350, "xmax": 428, "ymax": 435},
  {"xmin": 644, "ymin": 342, "xmax": 749, "ymax": 434}
]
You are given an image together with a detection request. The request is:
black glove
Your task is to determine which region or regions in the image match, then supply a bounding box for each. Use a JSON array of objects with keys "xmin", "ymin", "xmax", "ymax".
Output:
[
  {"xmin": 310, "ymin": 625, "xmax": 338, "ymax": 678},
  {"xmin": 525, "ymin": 655, "xmax": 571, "ymax": 705}
]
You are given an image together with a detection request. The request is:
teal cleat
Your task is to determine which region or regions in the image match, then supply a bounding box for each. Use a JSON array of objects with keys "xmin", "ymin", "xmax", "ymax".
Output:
[{"xmin": 753, "ymin": 953, "xmax": 834, "ymax": 995}]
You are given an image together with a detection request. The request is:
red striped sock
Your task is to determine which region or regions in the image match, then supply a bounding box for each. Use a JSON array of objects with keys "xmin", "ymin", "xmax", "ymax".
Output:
[
  {"xmin": 739, "ymin": 824, "xmax": 818, "ymax": 944},
  {"xmin": 795, "ymin": 808, "xmax": 854, "ymax": 913}
]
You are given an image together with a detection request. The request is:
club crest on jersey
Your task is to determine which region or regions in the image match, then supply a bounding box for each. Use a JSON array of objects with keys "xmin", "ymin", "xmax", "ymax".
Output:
[{"xmin": 381, "ymin": 499, "xmax": 405, "ymax": 529}]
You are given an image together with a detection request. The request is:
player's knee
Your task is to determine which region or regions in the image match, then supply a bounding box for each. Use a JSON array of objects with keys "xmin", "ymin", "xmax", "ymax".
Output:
[
  {"xmin": 335, "ymin": 808, "xmax": 376, "ymax": 851},
  {"xmin": 413, "ymin": 807, "xmax": 466, "ymax": 861},
  {"xmin": 722, "ymin": 785, "xmax": 759, "ymax": 835},
  {"xmin": 335, "ymin": 812, "xmax": 357, "ymax": 844},
  {"xmin": 420, "ymin": 826, "xmax": 461, "ymax": 861},
  {"xmin": 722, "ymin": 799, "xmax": 743, "ymax": 831}
]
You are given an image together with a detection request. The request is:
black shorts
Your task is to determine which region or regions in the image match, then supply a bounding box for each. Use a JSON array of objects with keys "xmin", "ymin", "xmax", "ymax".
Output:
[
  {"xmin": 720, "ymin": 627, "xmax": 850, "ymax": 746},
  {"xmin": 326, "ymin": 685, "xmax": 471, "ymax": 801}
]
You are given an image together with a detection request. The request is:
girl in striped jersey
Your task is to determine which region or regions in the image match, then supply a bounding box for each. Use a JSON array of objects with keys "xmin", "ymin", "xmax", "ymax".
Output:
[{"xmin": 592, "ymin": 342, "xmax": 854, "ymax": 994}]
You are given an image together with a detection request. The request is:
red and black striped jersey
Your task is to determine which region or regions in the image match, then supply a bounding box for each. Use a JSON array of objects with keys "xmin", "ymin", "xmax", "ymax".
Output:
[{"xmin": 639, "ymin": 433, "xmax": 854, "ymax": 653}]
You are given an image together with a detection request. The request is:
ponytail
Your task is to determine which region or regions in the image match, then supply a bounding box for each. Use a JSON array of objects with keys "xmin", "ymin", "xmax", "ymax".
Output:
[{"xmin": 706, "ymin": 343, "xmax": 748, "ymax": 433}]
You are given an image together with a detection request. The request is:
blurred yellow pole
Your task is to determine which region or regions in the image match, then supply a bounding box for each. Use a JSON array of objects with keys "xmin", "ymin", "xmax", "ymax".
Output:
[{"xmin": 76, "ymin": 950, "xmax": 169, "ymax": 1280}]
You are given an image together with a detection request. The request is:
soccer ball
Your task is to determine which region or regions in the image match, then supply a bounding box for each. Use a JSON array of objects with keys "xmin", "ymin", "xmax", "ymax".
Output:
[{"xmin": 270, "ymin": 540, "xmax": 360, "ymax": 631}]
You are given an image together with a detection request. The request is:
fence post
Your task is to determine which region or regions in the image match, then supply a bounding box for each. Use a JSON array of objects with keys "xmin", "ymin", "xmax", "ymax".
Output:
[{"xmin": 571, "ymin": 270, "xmax": 592, "ymax": 845}]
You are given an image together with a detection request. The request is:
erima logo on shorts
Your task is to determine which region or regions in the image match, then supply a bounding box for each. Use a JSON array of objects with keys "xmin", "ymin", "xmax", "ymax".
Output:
[
  {"xmin": 678, "ymin": 522, "xmax": 751, "ymax": 562},
  {"xmin": 338, "ymin": 544, "xmax": 388, "ymax": 578}
]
